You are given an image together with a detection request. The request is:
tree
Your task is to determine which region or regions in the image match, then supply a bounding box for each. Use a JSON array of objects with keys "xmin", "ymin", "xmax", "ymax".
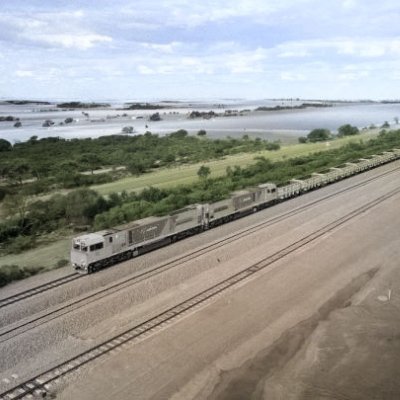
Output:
[
  {"xmin": 42, "ymin": 119, "xmax": 55, "ymax": 127},
  {"xmin": 0, "ymin": 139, "xmax": 12, "ymax": 152},
  {"xmin": 65, "ymin": 117, "xmax": 74, "ymax": 124},
  {"xmin": 197, "ymin": 130, "xmax": 207, "ymax": 136},
  {"xmin": 337, "ymin": 124, "xmax": 359, "ymax": 137},
  {"xmin": 149, "ymin": 112, "xmax": 162, "ymax": 121},
  {"xmin": 79, "ymin": 153, "xmax": 102, "ymax": 174},
  {"xmin": 122, "ymin": 126, "xmax": 134, "ymax": 134},
  {"xmin": 394, "ymin": 117, "xmax": 399, "ymax": 125},
  {"xmin": 307, "ymin": 129, "xmax": 331, "ymax": 142},
  {"xmin": 63, "ymin": 189, "xmax": 100, "ymax": 225},
  {"xmin": 169, "ymin": 129, "xmax": 188, "ymax": 139},
  {"xmin": 381, "ymin": 121, "xmax": 390, "ymax": 129},
  {"xmin": 14, "ymin": 121, "xmax": 22, "ymax": 128},
  {"xmin": 3, "ymin": 193, "xmax": 28, "ymax": 224},
  {"xmin": 197, "ymin": 165, "xmax": 211, "ymax": 180},
  {"xmin": 298, "ymin": 136, "xmax": 307, "ymax": 143}
]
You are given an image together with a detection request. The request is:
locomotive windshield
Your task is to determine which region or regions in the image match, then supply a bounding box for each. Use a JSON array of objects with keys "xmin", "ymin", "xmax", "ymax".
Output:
[{"xmin": 72, "ymin": 241, "xmax": 88, "ymax": 252}]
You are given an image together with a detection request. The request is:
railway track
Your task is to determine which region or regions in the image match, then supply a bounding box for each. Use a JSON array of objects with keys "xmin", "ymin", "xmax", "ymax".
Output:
[
  {"xmin": 1, "ymin": 182, "xmax": 399, "ymax": 400},
  {"xmin": 0, "ymin": 274, "xmax": 80, "ymax": 310},
  {"xmin": 1, "ymin": 165, "xmax": 400, "ymax": 342}
]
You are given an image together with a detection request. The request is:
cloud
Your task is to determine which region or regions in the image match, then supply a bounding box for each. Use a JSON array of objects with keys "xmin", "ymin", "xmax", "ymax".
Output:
[
  {"xmin": 0, "ymin": 10, "xmax": 112, "ymax": 50},
  {"xmin": 15, "ymin": 70, "xmax": 34, "ymax": 77},
  {"xmin": 280, "ymin": 72, "xmax": 306, "ymax": 81},
  {"xmin": 31, "ymin": 33, "xmax": 112, "ymax": 50},
  {"xmin": 275, "ymin": 37, "xmax": 400, "ymax": 59},
  {"xmin": 140, "ymin": 41, "xmax": 181, "ymax": 54}
]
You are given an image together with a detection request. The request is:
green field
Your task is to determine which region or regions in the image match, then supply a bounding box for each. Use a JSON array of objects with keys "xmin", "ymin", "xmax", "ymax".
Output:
[
  {"xmin": 91, "ymin": 131, "xmax": 379, "ymax": 196},
  {"xmin": 0, "ymin": 238, "xmax": 70, "ymax": 271}
]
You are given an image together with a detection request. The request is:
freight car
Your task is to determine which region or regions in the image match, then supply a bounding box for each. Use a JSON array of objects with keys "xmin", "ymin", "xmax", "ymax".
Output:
[{"xmin": 71, "ymin": 149, "xmax": 400, "ymax": 273}]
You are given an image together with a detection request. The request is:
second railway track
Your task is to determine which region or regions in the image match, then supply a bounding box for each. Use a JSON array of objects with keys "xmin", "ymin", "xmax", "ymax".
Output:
[{"xmin": 1, "ymin": 178, "xmax": 399, "ymax": 400}]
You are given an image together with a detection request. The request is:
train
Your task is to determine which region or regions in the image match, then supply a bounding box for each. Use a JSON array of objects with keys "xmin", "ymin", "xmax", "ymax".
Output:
[{"xmin": 71, "ymin": 149, "xmax": 400, "ymax": 273}]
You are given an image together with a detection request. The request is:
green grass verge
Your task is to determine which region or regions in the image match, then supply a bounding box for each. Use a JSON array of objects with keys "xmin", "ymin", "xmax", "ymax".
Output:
[
  {"xmin": 91, "ymin": 130, "xmax": 379, "ymax": 196},
  {"xmin": 0, "ymin": 238, "xmax": 70, "ymax": 272}
]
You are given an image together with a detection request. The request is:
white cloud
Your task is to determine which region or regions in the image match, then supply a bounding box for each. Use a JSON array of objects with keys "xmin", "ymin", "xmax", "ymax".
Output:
[
  {"xmin": 137, "ymin": 65, "xmax": 155, "ymax": 75},
  {"xmin": 280, "ymin": 72, "xmax": 306, "ymax": 81},
  {"xmin": 275, "ymin": 37, "xmax": 400, "ymax": 58},
  {"xmin": 338, "ymin": 71, "xmax": 369, "ymax": 80},
  {"xmin": 0, "ymin": 11, "xmax": 112, "ymax": 50},
  {"xmin": 342, "ymin": 0, "xmax": 358, "ymax": 9},
  {"xmin": 140, "ymin": 41, "xmax": 181, "ymax": 54},
  {"xmin": 15, "ymin": 70, "xmax": 34, "ymax": 77},
  {"xmin": 155, "ymin": 0, "xmax": 312, "ymax": 27},
  {"xmin": 31, "ymin": 33, "xmax": 112, "ymax": 50}
]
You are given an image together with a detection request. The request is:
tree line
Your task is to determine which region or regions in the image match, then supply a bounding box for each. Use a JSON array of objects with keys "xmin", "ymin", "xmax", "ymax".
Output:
[{"xmin": 0, "ymin": 130, "xmax": 280, "ymax": 199}]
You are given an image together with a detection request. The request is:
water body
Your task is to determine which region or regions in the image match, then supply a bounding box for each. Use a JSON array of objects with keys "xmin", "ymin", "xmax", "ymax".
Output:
[{"xmin": 0, "ymin": 101, "xmax": 399, "ymax": 143}]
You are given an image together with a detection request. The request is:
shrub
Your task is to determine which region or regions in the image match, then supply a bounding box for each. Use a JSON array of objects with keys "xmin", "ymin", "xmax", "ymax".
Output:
[
  {"xmin": 56, "ymin": 259, "xmax": 69, "ymax": 268},
  {"xmin": 307, "ymin": 129, "xmax": 331, "ymax": 142},
  {"xmin": 6, "ymin": 235, "xmax": 37, "ymax": 253},
  {"xmin": 0, "ymin": 264, "xmax": 44, "ymax": 288},
  {"xmin": 338, "ymin": 124, "xmax": 359, "ymax": 137}
]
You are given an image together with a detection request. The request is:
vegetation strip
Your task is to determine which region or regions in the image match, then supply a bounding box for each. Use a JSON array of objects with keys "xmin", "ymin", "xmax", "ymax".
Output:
[{"xmin": 1, "ymin": 186, "xmax": 399, "ymax": 400}]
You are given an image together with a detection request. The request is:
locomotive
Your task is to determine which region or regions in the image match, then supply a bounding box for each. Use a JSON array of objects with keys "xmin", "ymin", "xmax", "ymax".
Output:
[{"xmin": 71, "ymin": 149, "xmax": 400, "ymax": 273}]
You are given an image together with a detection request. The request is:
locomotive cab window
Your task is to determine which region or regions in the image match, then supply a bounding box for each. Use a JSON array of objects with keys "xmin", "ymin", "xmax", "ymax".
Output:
[
  {"xmin": 109, "ymin": 237, "xmax": 113, "ymax": 243},
  {"xmin": 90, "ymin": 242, "xmax": 104, "ymax": 251}
]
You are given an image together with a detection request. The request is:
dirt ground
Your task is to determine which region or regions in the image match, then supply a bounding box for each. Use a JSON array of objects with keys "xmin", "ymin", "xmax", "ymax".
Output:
[{"xmin": 57, "ymin": 181, "xmax": 400, "ymax": 399}]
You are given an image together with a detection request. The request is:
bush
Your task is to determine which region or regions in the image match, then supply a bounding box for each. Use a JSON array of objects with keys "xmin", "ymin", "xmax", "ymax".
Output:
[
  {"xmin": 6, "ymin": 235, "xmax": 37, "ymax": 254},
  {"xmin": 307, "ymin": 129, "xmax": 331, "ymax": 142},
  {"xmin": 338, "ymin": 124, "xmax": 359, "ymax": 137},
  {"xmin": 56, "ymin": 259, "xmax": 69, "ymax": 268},
  {"xmin": 122, "ymin": 126, "xmax": 134, "ymax": 134},
  {"xmin": 0, "ymin": 138, "xmax": 12, "ymax": 152},
  {"xmin": 149, "ymin": 112, "xmax": 162, "ymax": 121},
  {"xmin": 0, "ymin": 264, "xmax": 44, "ymax": 288}
]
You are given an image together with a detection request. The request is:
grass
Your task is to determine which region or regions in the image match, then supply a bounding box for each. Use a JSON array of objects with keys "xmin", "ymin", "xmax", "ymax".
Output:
[
  {"xmin": 91, "ymin": 130, "xmax": 380, "ymax": 196},
  {"xmin": 0, "ymin": 238, "xmax": 70, "ymax": 271}
]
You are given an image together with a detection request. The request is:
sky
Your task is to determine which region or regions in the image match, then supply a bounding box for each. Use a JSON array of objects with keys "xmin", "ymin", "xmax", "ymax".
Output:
[{"xmin": 0, "ymin": 0, "xmax": 399, "ymax": 101}]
